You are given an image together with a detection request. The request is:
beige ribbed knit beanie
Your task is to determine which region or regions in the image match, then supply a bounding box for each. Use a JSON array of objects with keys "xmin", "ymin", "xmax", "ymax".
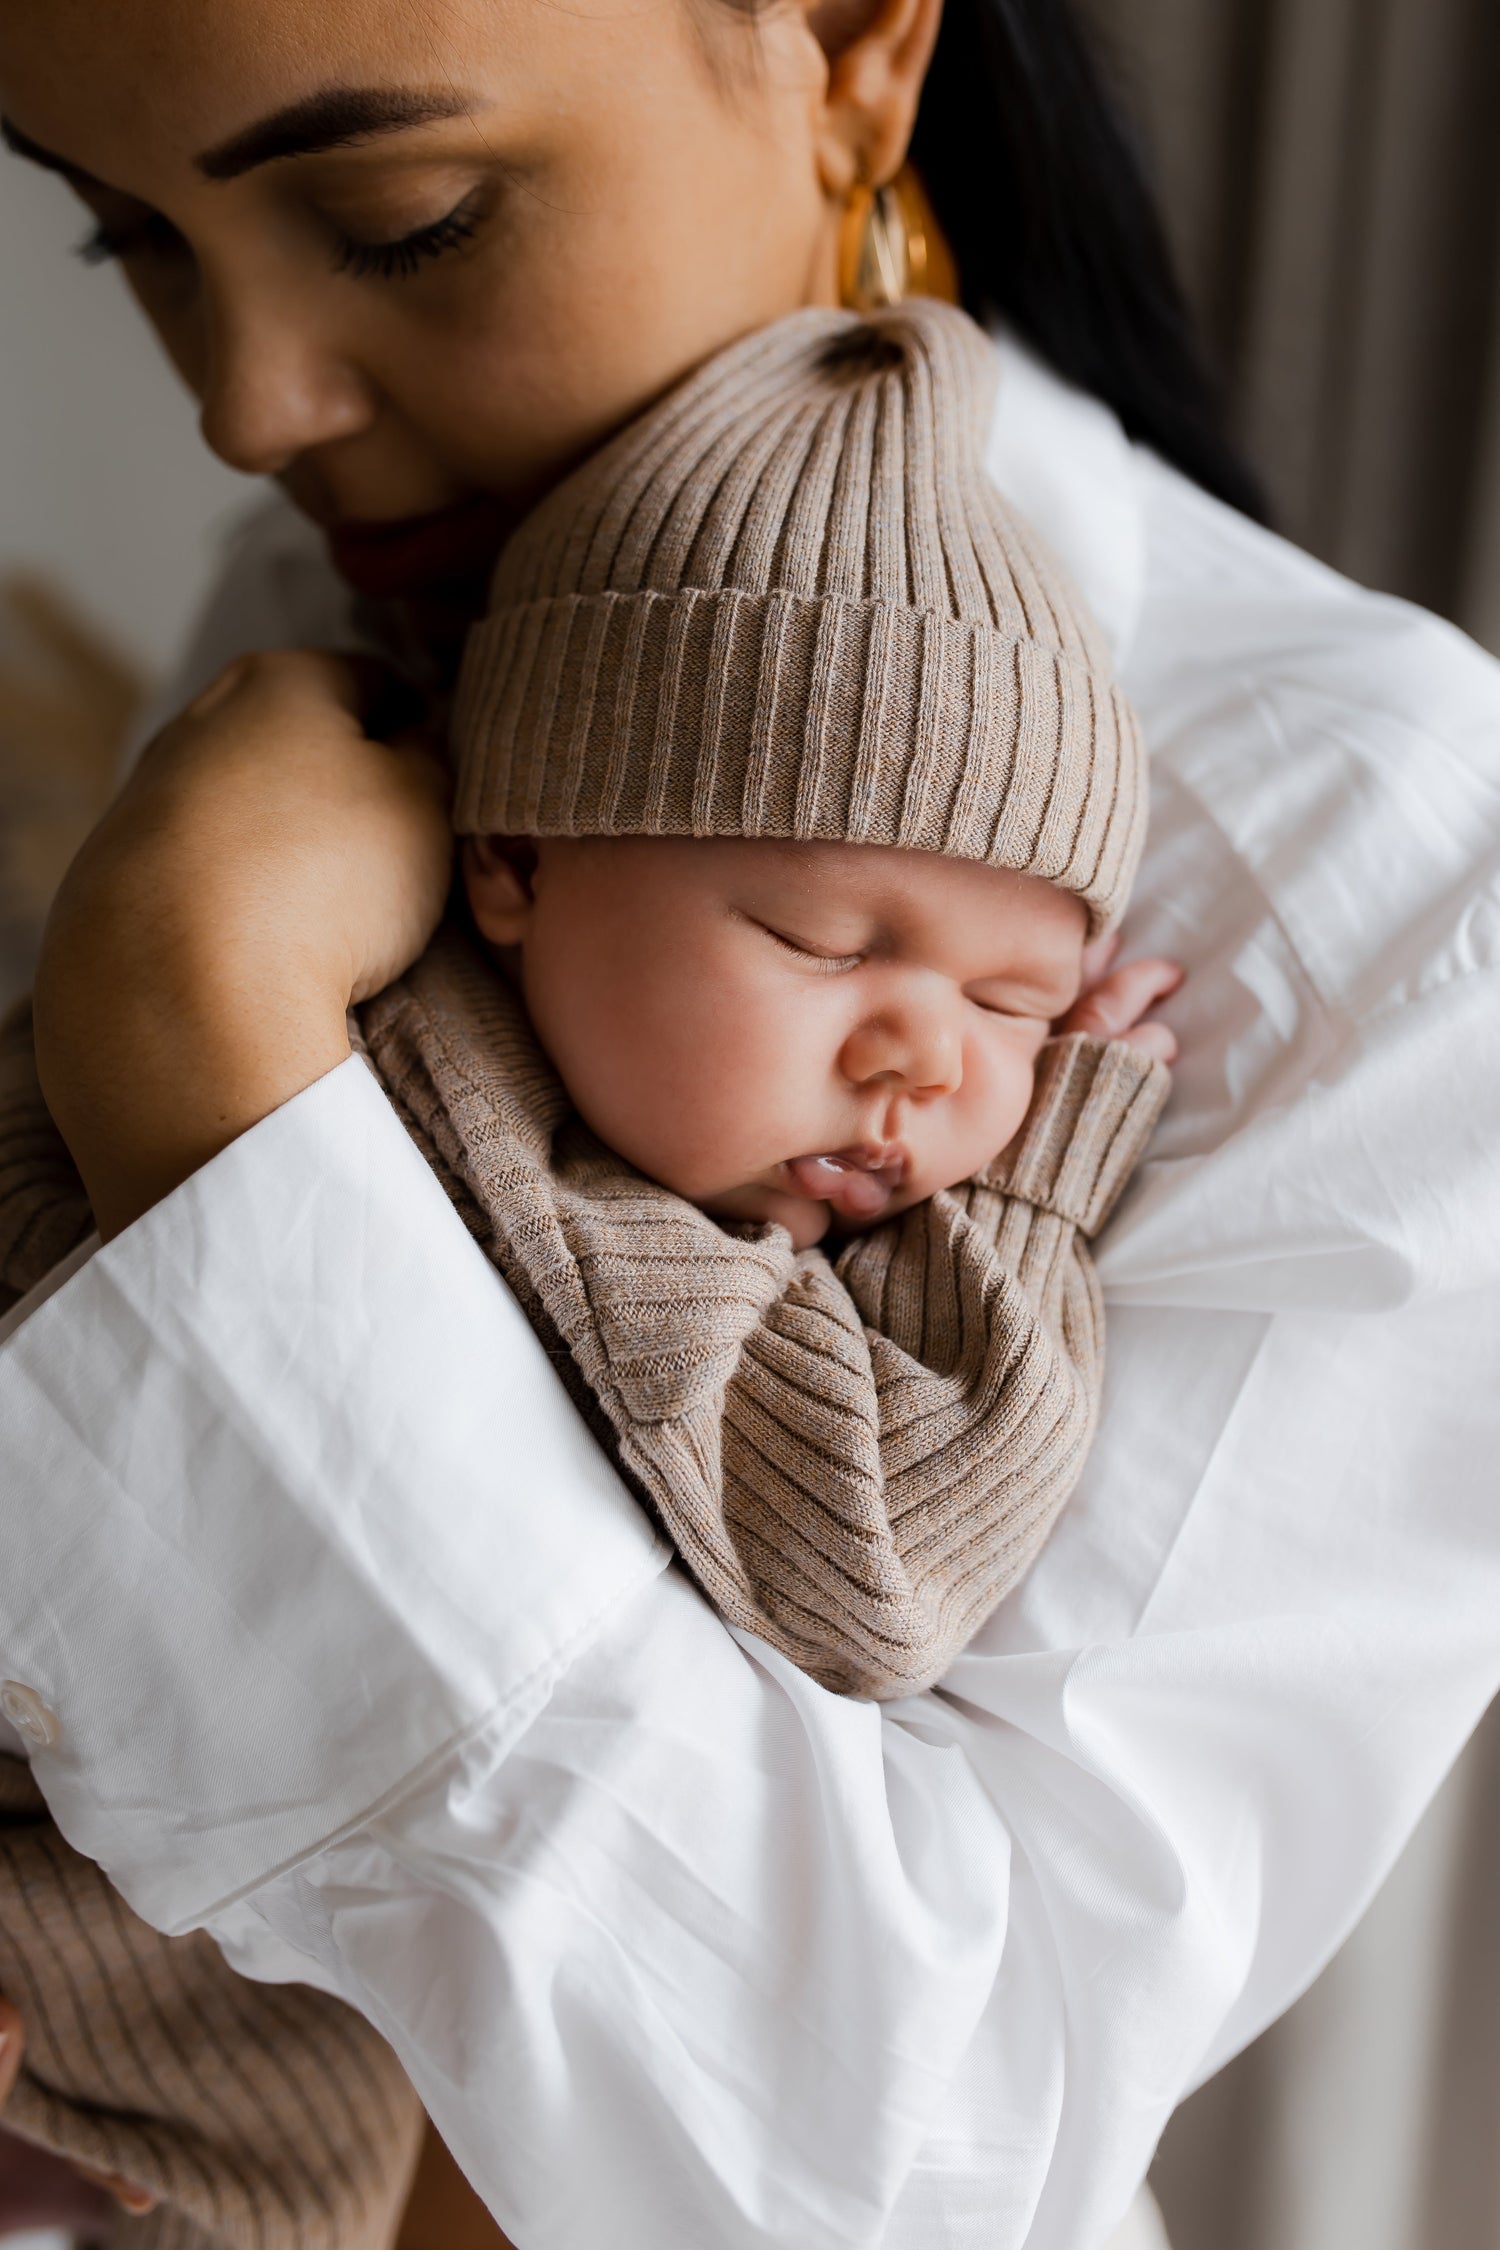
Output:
[{"xmin": 453, "ymin": 299, "xmax": 1146, "ymax": 933}]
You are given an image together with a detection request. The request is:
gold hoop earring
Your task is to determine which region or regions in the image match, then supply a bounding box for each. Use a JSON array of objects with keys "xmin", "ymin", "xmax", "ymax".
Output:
[{"xmin": 837, "ymin": 163, "xmax": 958, "ymax": 313}]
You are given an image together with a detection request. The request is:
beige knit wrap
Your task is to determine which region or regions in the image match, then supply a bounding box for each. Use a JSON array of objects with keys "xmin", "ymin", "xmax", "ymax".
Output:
[{"xmin": 453, "ymin": 299, "xmax": 1146, "ymax": 934}]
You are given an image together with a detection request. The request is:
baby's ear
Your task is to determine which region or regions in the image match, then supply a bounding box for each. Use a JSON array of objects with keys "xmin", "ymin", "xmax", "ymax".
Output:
[{"xmin": 462, "ymin": 834, "xmax": 538, "ymax": 945}]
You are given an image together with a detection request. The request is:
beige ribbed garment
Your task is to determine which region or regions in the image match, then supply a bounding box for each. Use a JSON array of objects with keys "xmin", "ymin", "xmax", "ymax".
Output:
[
  {"xmin": 0, "ymin": 1758, "xmax": 422, "ymax": 2250},
  {"xmin": 454, "ymin": 300, "xmax": 1148, "ymax": 936},
  {"xmin": 433, "ymin": 301, "xmax": 1167, "ymax": 1689},
  {"xmin": 356, "ymin": 924, "xmax": 1168, "ymax": 1698},
  {"xmin": 0, "ymin": 999, "xmax": 90, "ymax": 1297},
  {"xmin": 0, "ymin": 1013, "xmax": 425, "ymax": 2250}
]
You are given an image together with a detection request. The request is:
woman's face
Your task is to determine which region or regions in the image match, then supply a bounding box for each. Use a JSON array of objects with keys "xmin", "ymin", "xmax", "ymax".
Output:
[{"xmin": 0, "ymin": 0, "xmax": 913, "ymax": 591}]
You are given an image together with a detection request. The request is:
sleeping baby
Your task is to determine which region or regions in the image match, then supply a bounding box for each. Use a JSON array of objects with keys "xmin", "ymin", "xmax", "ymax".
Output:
[{"xmin": 0, "ymin": 296, "xmax": 1177, "ymax": 2239}]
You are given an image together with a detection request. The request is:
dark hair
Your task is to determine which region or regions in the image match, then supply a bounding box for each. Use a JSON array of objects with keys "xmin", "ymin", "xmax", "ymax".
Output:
[{"xmin": 910, "ymin": 0, "xmax": 1267, "ymax": 519}]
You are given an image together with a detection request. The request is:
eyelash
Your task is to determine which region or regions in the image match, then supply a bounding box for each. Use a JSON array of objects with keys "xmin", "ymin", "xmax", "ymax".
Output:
[
  {"xmin": 764, "ymin": 926, "xmax": 864, "ymax": 974},
  {"xmin": 331, "ymin": 189, "xmax": 484, "ymax": 281},
  {"xmin": 76, "ymin": 188, "xmax": 484, "ymax": 284},
  {"xmin": 764, "ymin": 932, "xmax": 1047, "ymax": 1021}
]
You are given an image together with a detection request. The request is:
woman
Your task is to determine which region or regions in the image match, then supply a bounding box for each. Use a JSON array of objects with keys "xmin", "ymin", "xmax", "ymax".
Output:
[{"xmin": 1, "ymin": 0, "xmax": 1498, "ymax": 2244}]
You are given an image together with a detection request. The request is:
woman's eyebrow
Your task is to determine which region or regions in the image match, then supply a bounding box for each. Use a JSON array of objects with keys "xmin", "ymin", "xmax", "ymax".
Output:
[
  {"xmin": 196, "ymin": 87, "xmax": 474, "ymax": 181},
  {"xmin": 0, "ymin": 88, "xmax": 474, "ymax": 190}
]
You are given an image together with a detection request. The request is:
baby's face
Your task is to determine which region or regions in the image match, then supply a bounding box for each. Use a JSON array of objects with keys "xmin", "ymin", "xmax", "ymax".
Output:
[{"xmin": 464, "ymin": 835, "xmax": 1088, "ymax": 1250}]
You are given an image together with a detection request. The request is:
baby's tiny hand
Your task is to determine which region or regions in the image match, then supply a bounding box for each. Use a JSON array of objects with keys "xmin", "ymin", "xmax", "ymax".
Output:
[{"xmin": 1055, "ymin": 935, "xmax": 1183, "ymax": 1065}]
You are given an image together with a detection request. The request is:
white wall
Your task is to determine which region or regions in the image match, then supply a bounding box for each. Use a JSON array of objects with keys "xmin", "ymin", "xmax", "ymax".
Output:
[{"xmin": 0, "ymin": 147, "xmax": 254, "ymax": 676}]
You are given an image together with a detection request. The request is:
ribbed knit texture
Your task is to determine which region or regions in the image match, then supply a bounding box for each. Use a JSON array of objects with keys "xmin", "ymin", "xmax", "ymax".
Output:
[
  {"xmin": 357, "ymin": 927, "xmax": 1169, "ymax": 1697},
  {"xmin": 0, "ymin": 999, "xmax": 91, "ymax": 1308},
  {"xmin": 453, "ymin": 300, "xmax": 1147, "ymax": 934},
  {"xmin": 0, "ymin": 1758, "xmax": 423, "ymax": 2250}
]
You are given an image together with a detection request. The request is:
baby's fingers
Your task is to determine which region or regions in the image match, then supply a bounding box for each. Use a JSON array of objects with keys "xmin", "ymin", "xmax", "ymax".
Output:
[
  {"xmin": 1113, "ymin": 1019, "xmax": 1178, "ymax": 1065},
  {"xmin": 1059, "ymin": 955, "xmax": 1183, "ymax": 1049}
]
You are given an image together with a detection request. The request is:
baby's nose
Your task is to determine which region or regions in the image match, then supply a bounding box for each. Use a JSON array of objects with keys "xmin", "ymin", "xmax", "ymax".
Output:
[{"xmin": 840, "ymin": 1005, "xmax": 964, "ymax": 1098}]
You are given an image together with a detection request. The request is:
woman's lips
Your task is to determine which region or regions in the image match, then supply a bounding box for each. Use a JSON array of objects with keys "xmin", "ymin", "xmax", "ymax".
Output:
[
  {"xmin": 784, "ymin": 1147, "xmax": 908, "ymax": 1222},
  {"xmin": 324, "ymin": 493, "xmax": 514, "ymax": 601}
]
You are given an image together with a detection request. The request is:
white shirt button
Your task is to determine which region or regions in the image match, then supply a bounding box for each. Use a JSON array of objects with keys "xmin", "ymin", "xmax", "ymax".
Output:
[{"xmin": 0, "ymin": 1682, "xmax": 61, "ymax": 1753}]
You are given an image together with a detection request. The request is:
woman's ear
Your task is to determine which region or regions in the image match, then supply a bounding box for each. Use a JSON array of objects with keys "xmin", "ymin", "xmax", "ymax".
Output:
[
  {"xmin": 804, "ymin": 0, "xmax": 944, "ymax": 198},
  {"xmin": 461, "ymin": 835, "xmax": 539, "ymax": 947}
]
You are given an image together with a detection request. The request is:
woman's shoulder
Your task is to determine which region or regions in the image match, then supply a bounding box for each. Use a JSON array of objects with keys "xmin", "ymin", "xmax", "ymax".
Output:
[
  {"xmin": 1129, "ymin": 443, "xmax": 1500, "ymax": 776},
  {"xmin": 1123, "ymin": 445, "xmax": 1499, "ymax": 1035},
  {"xmin": 987, "ymin": 323, "xmax": 1500, "ymax": 761}
]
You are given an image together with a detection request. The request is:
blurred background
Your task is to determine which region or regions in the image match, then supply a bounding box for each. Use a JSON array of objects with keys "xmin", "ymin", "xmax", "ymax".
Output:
[{"xmin": 3, "ymin": 2, "xmax": 1500, "ymax": 2246}]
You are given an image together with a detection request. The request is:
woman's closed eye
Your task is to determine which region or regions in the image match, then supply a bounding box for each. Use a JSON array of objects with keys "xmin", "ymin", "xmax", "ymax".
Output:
[
  {"xmin": 78, "ymin": 186, "xmax": 487, "ymax": 285},
  {"xmin": 330, "ymin": 186, "xmax": 485, "ymax": 281}
]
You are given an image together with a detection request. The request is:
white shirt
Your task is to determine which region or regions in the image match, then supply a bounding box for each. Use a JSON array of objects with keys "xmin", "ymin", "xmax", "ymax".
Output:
[{"xmin": 3, "ymin": 332, "xmax": 1499, "ymax": 2250}]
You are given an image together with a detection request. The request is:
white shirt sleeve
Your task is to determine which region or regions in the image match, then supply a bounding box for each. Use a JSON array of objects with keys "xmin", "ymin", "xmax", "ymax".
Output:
[
  {"xmin": 4, "ymin": 357, "xmax": 1500, "ymax": 2250},
  {"xmin": 1, "ymin": 1055, "xmax": 1020, "ymax": 2245},
  {"xmin": 1, "ymin": 1055, "xmax": 667, "ymax": 1904}
]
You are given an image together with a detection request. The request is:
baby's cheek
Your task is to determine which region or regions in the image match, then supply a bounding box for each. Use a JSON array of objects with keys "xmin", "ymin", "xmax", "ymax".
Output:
[{"xmin": 955, "ymin": 1035, "xmax": 1044, "ymax": 1170}]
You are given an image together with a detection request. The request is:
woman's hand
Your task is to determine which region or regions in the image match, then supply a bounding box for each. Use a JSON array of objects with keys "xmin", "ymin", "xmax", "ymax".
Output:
[
  {"xmin": 1056, "ymin": 935, "xmax": 1183, "ymax": 1064},
  {"xmin": 0, "ymin": 1995, "xmax": 157, "ymax": 2230},
  {"xmin": 33, "ymin": 651, "xmax": 453, "ymax": 1241}
]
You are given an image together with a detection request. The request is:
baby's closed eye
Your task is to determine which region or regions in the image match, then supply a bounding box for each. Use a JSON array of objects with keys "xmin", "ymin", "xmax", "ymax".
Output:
[{"xmin": 754, "ymin": 919, "xmax": 866, "ymax": 972}]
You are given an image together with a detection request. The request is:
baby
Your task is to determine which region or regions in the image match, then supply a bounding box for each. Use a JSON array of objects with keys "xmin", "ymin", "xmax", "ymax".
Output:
[
  {"xmin": 361, "ymin": 297, "xmax": 1175, "ymax": 1697},
  {"xmin": 0, "ymin": 298, "xmax": 1175, "ymax": 2240}
]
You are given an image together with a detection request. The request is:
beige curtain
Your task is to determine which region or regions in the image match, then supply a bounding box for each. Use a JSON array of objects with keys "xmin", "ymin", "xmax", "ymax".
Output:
[
  {"xmin": 1090, "ymin": 0, "xmax": 1500, "ymax": 652},
  {"xmin": 1078, "ymin": 2, "xmax": 1500, "ymax": 2242}
]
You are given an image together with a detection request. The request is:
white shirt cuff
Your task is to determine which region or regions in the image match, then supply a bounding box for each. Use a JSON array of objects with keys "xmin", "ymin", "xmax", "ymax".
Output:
[{"xmin": 0, "ymin": 1055, "xmax": 666, "ymax": 1931}]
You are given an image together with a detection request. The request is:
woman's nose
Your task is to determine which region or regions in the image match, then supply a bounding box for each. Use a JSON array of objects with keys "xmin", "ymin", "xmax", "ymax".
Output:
[
  {"xmin": 197, "ymin": 292, "xmax": 377, "ymax": 477},
  {"xmin": 839, "ymin": 998, "xmax": 964, "ymax": 1099}
]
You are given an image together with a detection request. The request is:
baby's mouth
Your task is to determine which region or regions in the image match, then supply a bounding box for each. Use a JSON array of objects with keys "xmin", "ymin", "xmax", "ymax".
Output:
[{"xmin": 783, "ymin": 1145, "xmax": 908, "ymax": 1223}]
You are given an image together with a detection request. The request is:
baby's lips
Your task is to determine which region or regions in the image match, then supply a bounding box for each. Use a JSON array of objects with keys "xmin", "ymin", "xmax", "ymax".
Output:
[{"xmin": 785, "ymin": 1151, "xmax": 906, "ymax": 1221}]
